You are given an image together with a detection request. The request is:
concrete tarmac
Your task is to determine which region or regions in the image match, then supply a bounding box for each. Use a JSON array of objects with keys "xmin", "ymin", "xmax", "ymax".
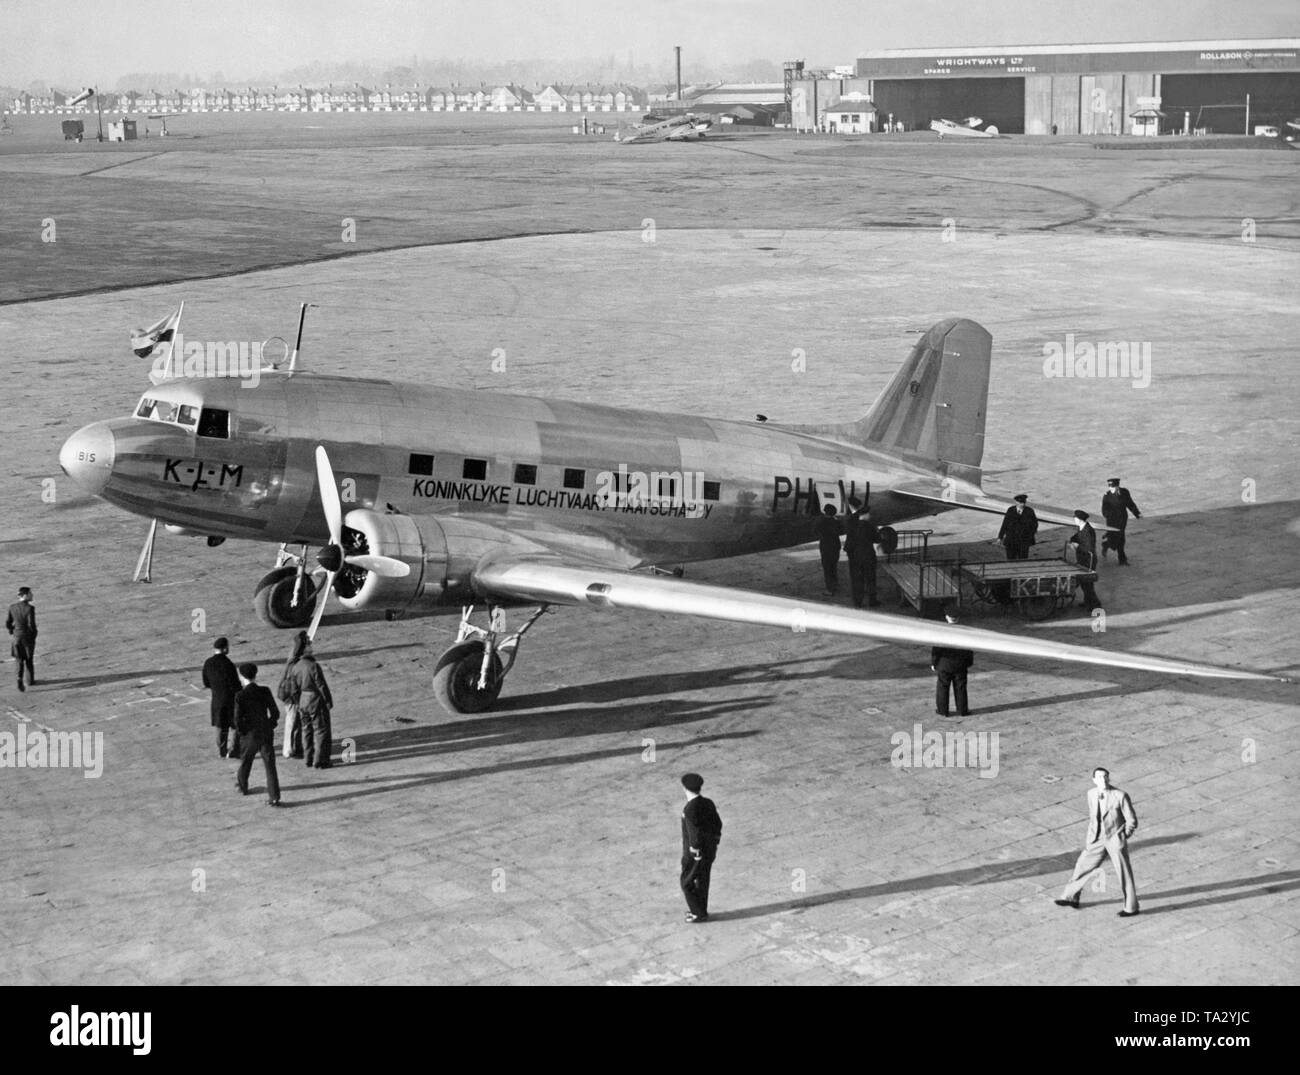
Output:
[{"xmin": 0, "ymin": 133, "xmax": 1296, "ymax": 985}]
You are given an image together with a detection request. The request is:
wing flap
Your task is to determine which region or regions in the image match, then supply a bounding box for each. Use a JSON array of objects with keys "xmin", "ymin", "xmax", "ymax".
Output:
[{"xmin": 474, "ymin": 557, "xmax": 1279, "ymax": 681}]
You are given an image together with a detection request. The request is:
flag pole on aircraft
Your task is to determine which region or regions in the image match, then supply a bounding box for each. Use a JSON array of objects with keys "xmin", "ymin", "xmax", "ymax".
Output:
[{"xmin": 161, "ymin": 300, "xmax": 184, "ymax": 379}]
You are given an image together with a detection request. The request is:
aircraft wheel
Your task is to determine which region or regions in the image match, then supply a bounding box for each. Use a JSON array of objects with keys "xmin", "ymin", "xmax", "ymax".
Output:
[
  {"xmin": 254, "ymin": 571, "xmax": 318, "ymax": 629},
  {"xmin": 1018, "ymin": 594, "xmax": 1057, "ymax": 621},
  {"xmin": 432, "ymin": 641, "xmax": 504, "ymax": 715}
]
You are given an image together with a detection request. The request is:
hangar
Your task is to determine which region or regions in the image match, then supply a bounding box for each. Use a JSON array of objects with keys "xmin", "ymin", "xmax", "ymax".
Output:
[
  {"xmin": 860, "ymin": 39, "xmax": 1299, "ymax": 136},
  {"xmin": 793, "ymin": 39, "xmax": 1300, "ymax": 134}
]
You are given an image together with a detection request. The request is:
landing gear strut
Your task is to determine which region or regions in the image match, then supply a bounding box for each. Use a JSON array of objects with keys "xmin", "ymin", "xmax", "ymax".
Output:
[{"xmin": 432, "ymin": 603, "xmax": 549, "ymax": 715}]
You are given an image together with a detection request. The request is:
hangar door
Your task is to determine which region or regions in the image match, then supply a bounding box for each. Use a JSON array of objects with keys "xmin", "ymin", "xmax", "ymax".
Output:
[{"xmin": 872, "ymin": 77, "xmax": 1025, "ymax": 134}]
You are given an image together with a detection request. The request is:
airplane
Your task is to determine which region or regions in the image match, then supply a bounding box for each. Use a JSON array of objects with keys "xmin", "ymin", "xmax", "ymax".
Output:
[
  {"xmin": 931, "ymin": 117, "xmax": 1000, "ymax": 139},
  {"xmin": 58, "ymin": 316, "xmax": 1284, "ymax": 716},
  {"xmin": 614, "ymin": 113, "xmax": 713, "ymax": 143},
  {"xmin": 148, "ymin": 113, "xmax": 183, "ymax": 136}
]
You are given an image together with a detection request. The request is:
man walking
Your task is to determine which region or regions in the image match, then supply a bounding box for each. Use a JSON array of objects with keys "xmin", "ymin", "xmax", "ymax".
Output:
[
  {"xmin": 931, "ymin": 609, "xmax": 974, "ymax": 717},
  {"xmin": 1068, "ymin": 510, "xmax": 1103, "ymax": 612},
  {"xmin": 1100, "ymin": 478, "xmax": 1141, "ymax": 565},
  {"xmin": 997, "ymin": 494, "xmax": 1038, "ymax": 560},
  {"xmin": 202, "ymin": 637, "xmax": 242, "ymax": 759},
  {"xmin": 1054, "ymin": 767, "xmax": 1139, "ymax": 916},
  {"xmin": 233, "ymin": 663, "xmax": 281, "ymax": 806},
  {"xmin": 843, "ymin": 499, "xmax": 881, "ymax": 609},
  {"xmin": 815, "ymin": 503, "xmax": 842, "ymax": 596},
  {"xmin": 679, "ymin": 773, "xmax": 723, "ymax": 923},
  {"xmin": 6, "ymin": 586, "xmax": 37, "ymax": 692}
]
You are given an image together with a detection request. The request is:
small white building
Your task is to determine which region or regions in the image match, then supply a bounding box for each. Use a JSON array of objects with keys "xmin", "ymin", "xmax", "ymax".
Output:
[{"xmin": 820, "ymin": 91, "xmax": 876, "ymax": 133}]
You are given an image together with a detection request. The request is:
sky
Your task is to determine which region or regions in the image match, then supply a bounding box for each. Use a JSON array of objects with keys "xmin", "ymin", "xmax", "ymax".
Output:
[{"xmin": 4, "ymin": 0, "xmax": 1298, "ymax": 86}]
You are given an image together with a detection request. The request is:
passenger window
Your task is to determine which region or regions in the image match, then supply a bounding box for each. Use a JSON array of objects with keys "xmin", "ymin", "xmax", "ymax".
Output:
[
  {"xmin": 513, "ymin": 464, "xmax": 537, "ymax": 485},
  {"xmin": 197, "ymin": 407, "xmax": 230, "ymax": 439},
  {"xmin": 703, "ymin": 481, "xmax": 720, "ymax": 501},
  {"xmin": 463, "ymin": 458, "xmax": 487, "ymax": 480},
  {"xmin": 563, "ymin": 468, "xmax": 585, "ymax": 490},
  {"xmin": 409, "ymin": 453, "xmax": 434, "ymax": 476}
]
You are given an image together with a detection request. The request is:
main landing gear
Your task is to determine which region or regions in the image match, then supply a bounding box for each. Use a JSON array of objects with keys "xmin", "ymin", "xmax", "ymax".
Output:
[
  {"xmin": 432, "ymin": 604, "xmax": 550, "ymax": 714},
  {"xmin": 253, "ymin": 545, "xmax": 321, "ymax": 629}
]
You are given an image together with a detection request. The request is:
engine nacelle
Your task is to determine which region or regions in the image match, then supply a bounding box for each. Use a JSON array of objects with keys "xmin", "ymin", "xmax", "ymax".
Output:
[
  {"xmin": 336, "ymin": 510, "xmax": 446, "ymax": 614},
  {"xmin": 336, "ymin": 510, "xmax": 529, "ymax": 614}
]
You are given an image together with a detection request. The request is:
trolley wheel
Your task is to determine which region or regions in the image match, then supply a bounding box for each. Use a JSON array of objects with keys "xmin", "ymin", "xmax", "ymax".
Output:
[{"xmin": 1018, "ymin": 594, "xmax": 1057, "ymax": 621}]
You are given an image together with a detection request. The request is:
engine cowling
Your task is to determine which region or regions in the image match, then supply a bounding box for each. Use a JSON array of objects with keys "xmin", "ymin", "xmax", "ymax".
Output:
[
  {"xmin": 335, "ymin": 510, "xmax": 446, "ymax": 613},
  {"xmin": 336, "ymin": 510, "xmax": 533, "ymax": 614}
]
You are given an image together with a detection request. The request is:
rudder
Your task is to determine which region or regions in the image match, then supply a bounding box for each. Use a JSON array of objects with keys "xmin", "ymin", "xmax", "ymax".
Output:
[{"xmin": 853, "ymin": 318, "xmax": 991, "ymax": 476}]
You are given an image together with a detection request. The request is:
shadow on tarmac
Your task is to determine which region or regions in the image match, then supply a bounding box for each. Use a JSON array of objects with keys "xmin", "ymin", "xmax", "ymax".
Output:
[
  {"xmin": 704, "ymin": 833, "xmax": 1198, "ymax": 922},
  {"xmin": 347, "ymin": 693, "xmax": 772, "ymax": 766},
  {"xmin": 271, "ymin": 727, "xmax": 762, "ymax": 807},
  {"xmin": 1134, "ymin": 868, "xmax": 1300, "ymax": 916}
]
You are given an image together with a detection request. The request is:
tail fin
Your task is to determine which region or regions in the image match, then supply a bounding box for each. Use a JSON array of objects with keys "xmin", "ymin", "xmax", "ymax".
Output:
[{"xmin": 848, "ymin": 318, "xmax": 991, "ymax": 479}]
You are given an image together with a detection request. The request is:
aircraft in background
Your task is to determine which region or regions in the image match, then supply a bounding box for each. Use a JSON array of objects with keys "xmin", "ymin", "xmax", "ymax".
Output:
[
  {"xmin": 148, "ymin": 113, "xmax": 183, "ymax": 136},
  {"xmin": 615, "ymin": 113, "xmax": 713, "ymax": 143},
  {"xmin": 59, "ymin": 317, "xmax": 1282, "ymax": 715},
  {"xmin": 931, "ymin": 116, "xmax": 1001, "ymax": 139}
]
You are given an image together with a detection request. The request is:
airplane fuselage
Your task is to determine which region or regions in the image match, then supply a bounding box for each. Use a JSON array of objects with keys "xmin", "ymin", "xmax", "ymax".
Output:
[{"xmin": 62, "ymin": 371, "xmax": 956, "ymax": 575}]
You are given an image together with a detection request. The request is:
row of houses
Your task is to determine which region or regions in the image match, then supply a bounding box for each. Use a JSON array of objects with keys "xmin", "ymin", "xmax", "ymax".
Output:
[{"xmin": 9, "ymin": 82, "xmax": 661, "ymax": 115}]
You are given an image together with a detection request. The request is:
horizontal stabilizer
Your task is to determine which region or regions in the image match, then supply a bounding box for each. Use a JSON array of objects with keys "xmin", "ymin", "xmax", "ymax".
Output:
[
  {"xmin": 474, "ymin": 557, "xmax": 1281, "ymax": 681},
  {"xmin": 891, "ymin": 482, "xmax": 1117, "ymax": 532}
]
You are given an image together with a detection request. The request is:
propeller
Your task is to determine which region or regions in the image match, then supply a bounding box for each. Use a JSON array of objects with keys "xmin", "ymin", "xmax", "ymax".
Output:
[{"xmin": 307, "ymin": 445, "xmax": 410, "ymax": 639}]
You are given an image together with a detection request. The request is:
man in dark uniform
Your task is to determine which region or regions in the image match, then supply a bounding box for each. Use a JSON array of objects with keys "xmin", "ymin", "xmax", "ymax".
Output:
[
  {"xmin": 997, "ymin": 494, "xmax": 1038, "ymax": 560},
  {"xmin": 288, "ymin": 632, "xmax": 334, "ymax": 768},
  {"xmin": 843, "ymin": 499, "xmax": 881, "ymax": 609},
  {"xmin": 202, "ymin": 637, "xmax": 242, "ymax": 759},
  {"xmin": 6, "ymin": 586, "xmax": 37, "ymax": 692},
  {"xmin": 1068, "ymin": 510, "xmax": 1103, "ymax": 612},
  {"xmin": 679, "ymin": 772, "xmax": 723, "ymax": 923},
  {"xmin": 233, "ymin": 663, "xmax": 281, "ymax": 806},
  {"xmin": 931, "ymin": 609, "xmax": 974, "ymax": 717},
  {"xmin": 1100, "ymin": 478, "xmax": 1141, "ymax": 565},
  {"xmin": 815, "ymin": 503, "xmax": 842, "ymax": 596}
]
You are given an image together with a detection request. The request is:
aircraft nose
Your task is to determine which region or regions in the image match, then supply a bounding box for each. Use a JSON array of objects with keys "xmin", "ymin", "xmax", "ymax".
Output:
[{"xmin": 59, "ymin": 422, "xmax": 116, "ymax": 496}]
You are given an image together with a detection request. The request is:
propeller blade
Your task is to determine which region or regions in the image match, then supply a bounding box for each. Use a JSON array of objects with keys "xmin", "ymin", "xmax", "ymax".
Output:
[
  {"xmin": 306, "ymin": 569, "xmax": 335, "ymax": 640},
  {"xmin": 315, "ymin": 445, "xmax": 343, "ymax": 547},
  {"xmin": 345, "ymin": 554, "xmax": 411, "ymax": 578}
]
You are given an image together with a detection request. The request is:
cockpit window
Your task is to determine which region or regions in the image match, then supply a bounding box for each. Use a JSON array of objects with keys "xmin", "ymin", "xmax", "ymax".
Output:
[
  {"xmin": 135, "ymin": 395, "xmax": 199, "ymax": 429},
  {"xmin": 197, "ymin": 407, "xmax": 229, "ymax": 439}
]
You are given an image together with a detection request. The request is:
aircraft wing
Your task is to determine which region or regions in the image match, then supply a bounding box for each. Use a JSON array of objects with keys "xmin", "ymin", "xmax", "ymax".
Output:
[
  {"xmin": 473, "ymin": 555, "xmax": 1281, "ymax": 681},
  {"xmin": 890, "ymin": 481, "xmax": 1117, "ymax": 531}
]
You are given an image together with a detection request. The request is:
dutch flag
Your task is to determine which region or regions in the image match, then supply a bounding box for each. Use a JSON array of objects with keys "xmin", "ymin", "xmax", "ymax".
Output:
[{"xmin": 130, "ymin": 309, "xmax": 180, "ymax": 358}]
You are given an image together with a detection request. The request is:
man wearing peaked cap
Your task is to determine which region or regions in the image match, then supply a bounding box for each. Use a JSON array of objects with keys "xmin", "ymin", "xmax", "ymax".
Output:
[
  {"xmin": 1101, "ymin": 478, "xmax": 1141, "ymax": 566},
  {"xmin": 1068, "ymin": 511, "xmax": 1104, "ymax": 612},
  {"xmin": 997, "ymin": 494, "xmax": 1038, "ymax": 561},
  {"xmin": 679, "ymin": 774, "xmax": 723, "ymax": 923}
]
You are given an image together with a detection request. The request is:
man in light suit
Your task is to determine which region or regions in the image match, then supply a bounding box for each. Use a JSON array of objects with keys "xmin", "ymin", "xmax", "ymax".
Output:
[{"xmin": 1055, "ymin": 767, "xmax": 1140, "ymax": 917}]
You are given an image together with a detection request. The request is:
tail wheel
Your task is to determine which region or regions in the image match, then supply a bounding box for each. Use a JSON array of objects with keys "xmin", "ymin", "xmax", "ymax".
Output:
[
  {"xmin": 254, "ymin": 571, "xmax": 318, "ymax": 629},
  {"xmin": 433, "ymin": 641, "xmax": 504, "ymax": 715}
]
